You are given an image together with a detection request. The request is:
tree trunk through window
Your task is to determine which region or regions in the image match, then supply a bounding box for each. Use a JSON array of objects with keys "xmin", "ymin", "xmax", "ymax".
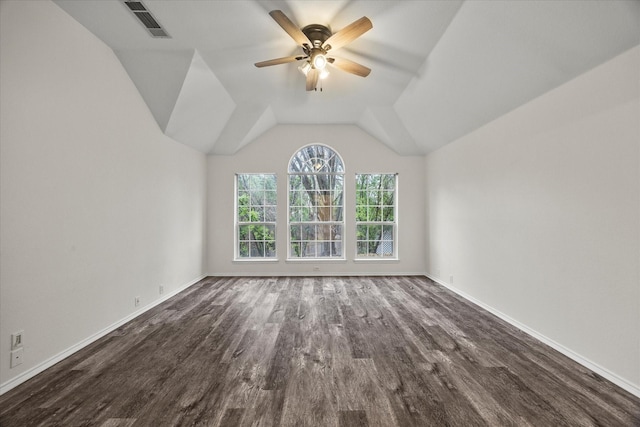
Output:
[{"xmin": 288, "ymin": 145, "xmax": 344, "ymax": 258}]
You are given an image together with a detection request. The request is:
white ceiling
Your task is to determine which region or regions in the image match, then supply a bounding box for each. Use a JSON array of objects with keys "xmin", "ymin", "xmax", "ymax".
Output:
[{"xmin": 53, "ymin": 0, "xmax": 640, "ymax": 155}]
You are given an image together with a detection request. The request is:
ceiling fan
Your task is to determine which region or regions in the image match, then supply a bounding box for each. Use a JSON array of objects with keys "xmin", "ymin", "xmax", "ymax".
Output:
[{"xmin": 255, "ymin": 10, "xmax": 372, "ymax": 91}]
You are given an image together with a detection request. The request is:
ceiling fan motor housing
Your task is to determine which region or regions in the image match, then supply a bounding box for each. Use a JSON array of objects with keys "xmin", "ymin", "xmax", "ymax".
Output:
[{"xmin": 302, "ymin": 24, "xmax": 332, "ymax": 49}]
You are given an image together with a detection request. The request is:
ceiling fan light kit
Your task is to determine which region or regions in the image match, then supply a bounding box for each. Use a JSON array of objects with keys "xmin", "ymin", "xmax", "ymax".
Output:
[
  {"xmin": 311, "ymin": 51, "xmax": 327, "ymax": 70},
  {"xmin": 255, "ymin": 10, "xmax": 372, "ymax": 91}
]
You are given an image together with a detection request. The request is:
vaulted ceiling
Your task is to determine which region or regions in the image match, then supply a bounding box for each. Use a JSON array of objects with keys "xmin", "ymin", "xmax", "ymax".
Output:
[{"xmin": 53, "ymin": 0, "xmax": 640, "ymax": 155}]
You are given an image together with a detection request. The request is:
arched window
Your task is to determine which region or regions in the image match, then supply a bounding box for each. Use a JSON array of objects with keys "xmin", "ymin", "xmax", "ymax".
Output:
[{"xmin": 288, "ymin": 144, "xmax": 344, "ymax": 259}]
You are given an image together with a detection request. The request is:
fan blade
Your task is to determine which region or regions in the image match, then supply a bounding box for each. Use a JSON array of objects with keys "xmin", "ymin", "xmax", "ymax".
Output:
[
  {"xmin": 269, "ymin": 10, "xmax": 311, "ymax": 47},
  {"xmin": 328, "ymin": 57, "xmax": 371, "ymax": 77},
  {"xmin": 255, "ymin": 55, "xmax": 307, "ymax": 68},
  {"xmin": 306, "ymin": 68, "xmax": 319, "ymax": 91},
  {"xmin": 322, "ymin": 17, "xmax": 372, "ymax": 52}
]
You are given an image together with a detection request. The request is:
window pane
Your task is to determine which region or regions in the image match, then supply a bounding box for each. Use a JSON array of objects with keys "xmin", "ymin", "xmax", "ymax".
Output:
[
  {"xmin": 250, "ymin": 191, "xmax": 264, "ymax": 206},
  {"xmin": 301, "ymin": 207, "xmax": 315, "ymax": 222},
  {"xmin": 379, "ymin": 226, "xmax": 394, "ymax": 256},
  {"xmin": 289, "ymin": 190, "xmax": 302, "ymax": 206},
  {"xmin": 369, "ymin": 224, "xmax": 382, "ymax": 241},
  {"xmin": 251, "ymin": 242, "xmax": 265, "ymax": 257},
  {"xmin": 333, "ymin": 177, "xmax": 344, "ymax": 191},
  {"xmin": 289, "ymin": 207, "xmax": 300, "ymax": 222},
  {"xmin": 383, "ymin": 190, "xmax": 394, "ymax": 206},
  {"xmin": 238, "ymin": 209, "xmax": 250, "ymax": 222},
  {"xmin": 238, "ymin": 225, "xmax": 248, "ymax": 241},
  {"xmin": 367, "ymin": 207, "xmax": 379, "ymax": 222},
  {"xmin": 302, "ymin": 243, "xmax": 316, "ymax": 258},
  {"xmin": 331, "ymin": 207, "xmax": 343, "ymax": 222},
  {"xmin": 252, "ymin": 209, "xmax": 262, "ymax": 222},
  {"xmin": 237, "ymin": 177, "xmax": 250, "ymax": 191},
  {"xmin": 265, "ymin": 191, "xmax": 277, "ymax": 205},
  {"xmin": 290, "ymin": 242, "xmax": 301, "ymax": 258},
  {"xmin": 317, "ymin": 224, "xmax": 331, "ymax": 240},
  {"xmin": 332, "ymin": 225, "xmax": 343, "ymax": 240},
  {"xmin": 265, "ymin": 240, "xmax": 276, "ymax": 257},
  {"xmin": 260, "ymin": 224, "xmax": 276, "ymax": 240},
  {"xmin": 331, "ymin": 242, "xmax": 342, "ymax": 257},
  {"xmin": 239, "ymin": 242, "xmax": 250, "ymax": 258},
  {"xmin": 239, "ymin": 190, "xmax": 250, "ymax": 203},
  {"xmin": 290, "ymin": 225, "xmax": 301, "ymax": 240},
  {"xmin": 357, "ymin": 241, "xmax": 368, "ymax": 256},
  {"xmin": 265, "ymin": 206, "xmax": 276, "ymax": 222},
  {"xmin": 253, "ymin": 174, "xmax": 266, "ymax": 189},
  {"xmin": 356, "ymin": 224, "xmax": 367, "ymax": 241},
  {"xmin": 383, "ymin": 207, "xmax": 394, "ymax": 221},
  {"xmin": 302, "ymin": 224, "xmax": 315, "ymax": 240}
]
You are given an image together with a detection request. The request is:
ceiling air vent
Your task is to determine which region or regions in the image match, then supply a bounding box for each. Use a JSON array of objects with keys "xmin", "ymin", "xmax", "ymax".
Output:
[{"xmin": 123, "ymin": 1, "xmax": 171, "ymax": 38}]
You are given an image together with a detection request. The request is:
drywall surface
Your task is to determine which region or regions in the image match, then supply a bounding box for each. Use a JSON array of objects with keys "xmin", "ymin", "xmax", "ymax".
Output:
[
  {"xmin": 425, "ymin": 46, "xmax": 640, "ymax": 392},
  {"xmin": 207, "ymin": 125, "xmax": 426, "ymax": 275},
  {"xmin": 0, "ymin": 1, "xmax": 207, "ymax": 388}
]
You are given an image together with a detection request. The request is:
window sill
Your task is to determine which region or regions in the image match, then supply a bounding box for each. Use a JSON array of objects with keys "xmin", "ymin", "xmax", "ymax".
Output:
[
  {"xmin": 233, "ymin": 258, "xmax": 280, "ymax": 263},
  {"xmin": 285, "ymin": 258, "xmax": 347, "ymax": 263},
  {"xmin": 353, "ymin": 258, "xmax": 399, "ymax": 263}
]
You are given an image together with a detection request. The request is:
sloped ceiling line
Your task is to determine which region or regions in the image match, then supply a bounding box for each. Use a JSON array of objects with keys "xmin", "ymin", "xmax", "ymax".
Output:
[
  {"xmin": 113, "ymin": 49, "xmax": 191, "ymax": 132},
  {"xmin": 55, "ymin": 0, "xmax": 640, "ymax": 156},
  {"xmin": 165, "ymin": 50, "xmax": 236, "ymax": 153}
]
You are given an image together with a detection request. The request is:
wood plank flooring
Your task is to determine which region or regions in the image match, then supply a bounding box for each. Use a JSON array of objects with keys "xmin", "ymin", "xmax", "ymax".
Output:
[{"xmin": 1, "ymin": 276, "xmax": 638, "ymax": 426}]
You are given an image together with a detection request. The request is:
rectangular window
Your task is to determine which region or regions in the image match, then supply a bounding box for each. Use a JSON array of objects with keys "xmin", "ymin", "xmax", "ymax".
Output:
[
  {"xmin": 236, "ymin": 174, "xmax": 277, "ymax": 259},
  {"xmin": 355, "ymin": 173, "xmax": 397, "ymax": 259}
]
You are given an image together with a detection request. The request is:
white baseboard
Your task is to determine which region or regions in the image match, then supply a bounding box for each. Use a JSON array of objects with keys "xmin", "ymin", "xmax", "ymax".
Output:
[
  {"xmin": 4, "ymin": 274, "xmax": 637, "ymax": 399},
  {"xmin": 0, "ymin": 275, "xmax": 206, "ymax": 396},
  {"xmin": 425, "ymin": 274, "xmax": 640, "ymax": 398},
  {"xmin": 207, "ymin": 272, "xmax": 427, "ymax": 277}
]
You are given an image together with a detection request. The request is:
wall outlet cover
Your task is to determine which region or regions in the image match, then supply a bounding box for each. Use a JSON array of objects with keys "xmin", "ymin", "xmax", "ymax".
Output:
[{"xmin": 10, "ymin": 348, "xmax": 24, "ymax": 368}]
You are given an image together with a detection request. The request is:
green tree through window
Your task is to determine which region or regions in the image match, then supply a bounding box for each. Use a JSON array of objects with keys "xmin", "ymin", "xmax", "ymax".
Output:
[
  {"xmin": 356, "ymin": 173, "xmax": 397, "ymax": 258},
  {"xmin": 236, "ymin": 174, "xmax": 277, "ymax": 259}
]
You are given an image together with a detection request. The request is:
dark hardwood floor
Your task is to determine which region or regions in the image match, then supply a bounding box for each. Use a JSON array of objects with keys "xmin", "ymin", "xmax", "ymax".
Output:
[{"xmin": 1, "ymin": 276, "xmax": 638, "ymax": 426}]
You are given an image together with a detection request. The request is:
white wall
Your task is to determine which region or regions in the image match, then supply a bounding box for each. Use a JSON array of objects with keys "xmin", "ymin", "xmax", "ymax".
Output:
[
  {"xmin": 0, "ymin": 1, "xmax": 207, "ymax": 389},
  {"xmin": 425, "ymin": 46, "xmax": 640, "ymax": 393},
  {"xmin": 207, "ymin": 125, "xmax": 426, "ymax": 276},
  {"xmin": 2, "ymin": 0, "xmax": 636, "ymax": 401}
]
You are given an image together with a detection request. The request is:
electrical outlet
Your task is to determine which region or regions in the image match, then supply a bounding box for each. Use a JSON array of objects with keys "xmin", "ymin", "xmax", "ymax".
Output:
[
  {"xmin": 159, "ymin": 285, "xmax": 164, "ymax": 295},
  {"xmin": 134, "ymin": 296, "xmax": 140, "ymax": 307},
  {"xmin": 10, "ymin": 348, "xmax": 23, "ymax": 368},
  {"xmin": 11, "ymin": 331, "xmax": 24, "ymax": 350},
  {"xmin": 313, "ymin": 266, "xmax": 320, "ymax": 271}
]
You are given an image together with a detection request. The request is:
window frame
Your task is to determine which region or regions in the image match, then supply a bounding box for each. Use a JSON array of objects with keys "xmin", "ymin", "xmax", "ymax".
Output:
[
  {"xmin": 234, "ymin": 173, "xmax": 278, "ymax": 261},
  {"xmin": 287, "ymin": 144, "xmax": 345, "ymax": 261},
  {"xmin": 354, "ymin": 173, "xmax": 398, "ymax": 260}
]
